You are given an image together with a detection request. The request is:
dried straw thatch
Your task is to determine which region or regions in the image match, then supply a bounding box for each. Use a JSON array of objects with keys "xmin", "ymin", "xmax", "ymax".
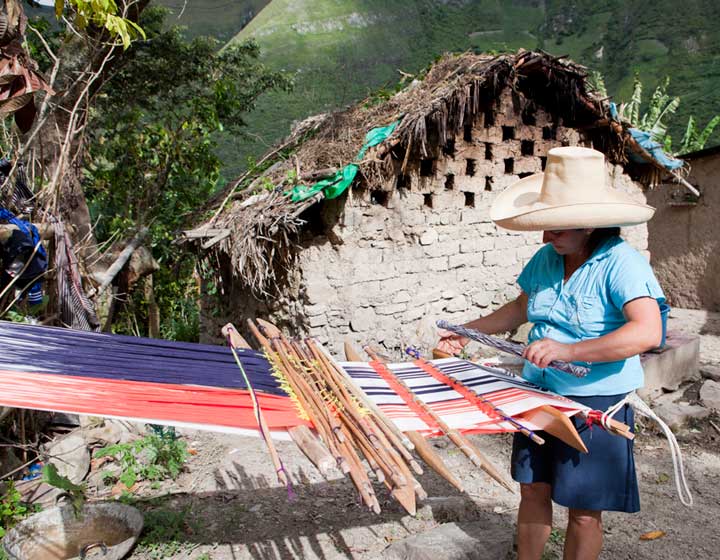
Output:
[{"xmin": 186, "ymin": 50, "xmax": 670, "ymax": 295}]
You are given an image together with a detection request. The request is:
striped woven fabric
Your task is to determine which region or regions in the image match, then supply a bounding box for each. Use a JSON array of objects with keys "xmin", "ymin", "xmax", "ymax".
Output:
[
  {"xmin": 0, "ymin": 321, "xmax": 307, "ymax": 436},
  {"xmin": 340, "ymin": 358, "xmax": 589, "ymax": 435},
  {"xmin": 0, "ymin": 321, "xmax": 588, "ymax": 438}
]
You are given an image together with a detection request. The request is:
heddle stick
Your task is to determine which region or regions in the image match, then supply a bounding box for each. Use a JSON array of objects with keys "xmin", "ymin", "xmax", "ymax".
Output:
[
  {"xmin": 364, "ymin": 346, "xmax": 510, "ymax": 491},
  {"xmin": 253, "ymin": 321, "xmax": 381, "ymax": 513},
  {"xmin": 408, "ymin": 352, "xmax": 545, "ymax": 446},
  {"xmin": 308, "ymin": 339, "xmax": 421, "ymax": 510},
  {"xmin": 437, "ymin": 320, "xmax": 590, "ymax": 378},
  {"xmin": 351, "ymin": 344, "xmax": 463, "ymax": 494},
  {"xmin": 222, "ymin": 323, "xmax": 291, "ymax": 490},
  {"xmin": 247, "ymin": 320, "xmax": 349, "ymax": 474}
]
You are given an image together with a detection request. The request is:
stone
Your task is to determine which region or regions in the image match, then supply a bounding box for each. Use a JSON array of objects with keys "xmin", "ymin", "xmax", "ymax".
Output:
[
  {"xmin": 415, "ymin": 496, "xmax": 480, "ymax": 523},
  {"xmin": 639, "ymin": 331, "xmax": 700, "ymax": 399},
  {"xmin": 511, "ymin": 322, "xmax": 534, "ymax": 344},
  {"xmin": 651, "ymin": 391, "xmax": 710, "ymax": 431},
  {"xmin": 382, "ymin": 519, "xmax": 513, "ymax": 560},
  {"xmin": 420, "ymin": 228, "xmax": 439, "ymax": 245},
  {"xmin": 350, "ymin": 307, "xmax": 377, "ymax": 332},
  {"xmin": 446, "ymin": 296, "xmax": 469, "ymax": 313},
  {"xmin": 83, "ymin": 422, "xmax": 128, "ymax": 446},
  {"xmin": 0, "ymin": 447, "xmax": 22, "ymax": 478},
  {"xmin": 46, "ymin": 433, "xmax": 91, "ymax": 484},
  {"xmin": 15, "ymin": 478, "xmax": 63, "ymax": 508},
  {"xmin": 700, "ymin": 364, "xmax": 720, "ymax": 382},
  {"xmin": 700, "ymin": 380, "xmax": 720, "ymax": 411}
]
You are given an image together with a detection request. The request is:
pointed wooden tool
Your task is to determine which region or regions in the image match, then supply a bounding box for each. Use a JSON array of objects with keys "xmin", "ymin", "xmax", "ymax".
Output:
[
  {"xmin": 349, "ymin": 343, "xmax": 464, "ymax": 493},
  {"xmin": 222, "ymin": 323, "xmax": 289, "ymax": 486},
  {"xmin": 365, "ymin": 345, "xmax": 513, "ymax": 493},
  {"xmin": 520, "ymin": 405, "xmax": 588, "ymax": 453}
]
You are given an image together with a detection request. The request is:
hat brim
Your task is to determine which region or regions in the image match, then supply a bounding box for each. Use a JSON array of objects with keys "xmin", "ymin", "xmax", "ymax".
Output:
[{"xmin": 490, "ymin": 173, "xmax": 656, "ymax": 231}]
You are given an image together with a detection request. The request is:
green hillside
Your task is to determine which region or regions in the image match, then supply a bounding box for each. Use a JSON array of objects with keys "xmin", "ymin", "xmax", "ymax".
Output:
[
  {"xmin": 156, "ymin": 0, "xmax": 268, "ymax": 41},
  {"xmin": 218, "ymin": 0, "xmax": 720, "ymax": 176}
]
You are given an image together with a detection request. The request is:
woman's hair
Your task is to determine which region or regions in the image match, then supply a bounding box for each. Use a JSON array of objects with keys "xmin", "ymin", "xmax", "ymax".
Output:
[{"xmin": 587, "ymin": 227, "xmax": 621, "ymax": 254}]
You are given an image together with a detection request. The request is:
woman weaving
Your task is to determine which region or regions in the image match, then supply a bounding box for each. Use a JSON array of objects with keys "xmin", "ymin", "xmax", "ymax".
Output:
[{"xmin": 438, "ymin": 147, "xmax": 664, "ymax": 560}]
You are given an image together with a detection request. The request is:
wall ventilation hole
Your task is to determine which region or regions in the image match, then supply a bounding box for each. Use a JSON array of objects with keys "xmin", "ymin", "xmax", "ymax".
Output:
[
  {"xmin": 424, "ymin": 193, "xmax": 434, "ymax": 208},
  {"xmin": 521, "ymin": 140, "xmax": 535, "ymax": 156},
  {"xmin": 540, "ymin": 156, "xmax": 547, "ymax": 170},
  {"xmin": 371, "ymin": 190, "xmax": 390, "ymax": 207},
  {"xmin": 443, "ymin": 139, "xmax": 456, "ymax": 157},
  {"xmin": 445, "ymin": 174, "xmax": 455, "ymax": 190},
  {"xmin": 466, "ymin": 159, "xmax": 477, "ymax": 177},
  {"xmin": 420, "ymin": 158, "xmax": 436, "ymax": 177},
  {"xmin": 542, "ymin": 126, "xmax": 556, "ymax": 140},
  {"xmin": 504, "ymin": 158, "xmax": 514, "ymax": 174},
  {"xmin": 484, "ymin": 109, "xmax": 495, "ymax": 128},
  {"xmin": 463, "ymin": 124, "xmax": 473, "ymax": 142},
  {"xmin": 521, "ymin": 110, "xmax": 536, "ymax": 126},
  {"xmin": 502, "ymin": 126, "xmax": 515, "ymax": 141},
  {"xmin": 464, "ymin": 192, "xmax": 475, "ymax": 208},
  {"xmin": 485, "ymin": 143, "xmax": 493, "ymax": 160},
  {"xmin": 397, "ymin": 174, "xmax": 410, "ymax": 189},
  {"xmin": 485, "ymin": 177, "xmax": 493, "ymax": 191}
]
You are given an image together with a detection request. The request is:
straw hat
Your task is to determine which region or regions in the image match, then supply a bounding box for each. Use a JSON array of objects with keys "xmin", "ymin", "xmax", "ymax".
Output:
[{"xmin": 489, "ymin": 146, "xmax": 655, "ymax": 231}]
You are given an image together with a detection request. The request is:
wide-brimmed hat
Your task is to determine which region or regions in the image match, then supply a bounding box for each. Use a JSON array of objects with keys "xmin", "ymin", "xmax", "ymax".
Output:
[{"xmin": 489, "ymin": 146, "xmax": 655, "ymax": 231}]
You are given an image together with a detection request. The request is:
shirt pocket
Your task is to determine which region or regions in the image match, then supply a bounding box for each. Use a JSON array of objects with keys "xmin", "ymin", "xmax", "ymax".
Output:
[
  {"xmin": 574, "ymin": 294, "xmax": 605, "ymax": 335},
  {"xmin": 527, "ymin": 284, "xmax": 556, "ymax": 322}
]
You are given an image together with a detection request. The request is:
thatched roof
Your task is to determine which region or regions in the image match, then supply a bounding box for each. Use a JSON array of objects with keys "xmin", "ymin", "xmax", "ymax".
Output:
[{"xmin": 186, "ymin": 50, "xmax": 678, "ymax": 295}]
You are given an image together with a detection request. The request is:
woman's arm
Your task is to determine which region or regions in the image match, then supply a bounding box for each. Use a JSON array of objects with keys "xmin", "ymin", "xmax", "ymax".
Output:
[
  {"xmin": 437, "ymin": 292, "xmax": 528, "ymax": 354},
  {"xmin": 523, "ymin": 296, "xmax": 662, "ymax": 368}
]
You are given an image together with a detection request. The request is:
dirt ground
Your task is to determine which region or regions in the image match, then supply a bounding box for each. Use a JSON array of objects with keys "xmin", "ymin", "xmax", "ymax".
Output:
[{"xmin": 117, "ymin": 309, "xmax": 720, "ymax": 560}]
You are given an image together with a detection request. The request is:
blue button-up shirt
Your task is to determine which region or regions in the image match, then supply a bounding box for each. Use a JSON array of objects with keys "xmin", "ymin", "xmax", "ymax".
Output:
[{"xmin": 517, "ymin": 236, "xmax": 665, "ymax": 396}]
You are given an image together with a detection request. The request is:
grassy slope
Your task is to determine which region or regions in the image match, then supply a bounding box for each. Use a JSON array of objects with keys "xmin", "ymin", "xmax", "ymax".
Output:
[
  {"xmin": 217, "ymin": 0, "xmax": 720, "ymax": 176},
  {"xmin": 156, "ymin": 0, "xmax": 269, "ymax": 41}
]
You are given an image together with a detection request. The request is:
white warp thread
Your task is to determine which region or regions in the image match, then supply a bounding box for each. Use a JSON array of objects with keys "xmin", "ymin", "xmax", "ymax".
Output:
[{"xmin": 604, "ymin": 392, "xmax": 693, "ymax": 507}]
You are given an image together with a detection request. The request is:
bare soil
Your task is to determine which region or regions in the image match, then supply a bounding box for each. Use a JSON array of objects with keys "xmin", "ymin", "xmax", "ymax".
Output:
[{"xmin": 118, "ymin": 310, "xmax": 720, "ymax": 560}]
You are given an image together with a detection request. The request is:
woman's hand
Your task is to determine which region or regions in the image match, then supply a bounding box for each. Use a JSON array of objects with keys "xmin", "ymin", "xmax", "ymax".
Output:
[
  {"xmin": 436, "ymin": 329, "xmax": 469, "ymax": 356},
  {"xmin": 523, "ymin": 338, "xmax": 575, "ymax": 369}
]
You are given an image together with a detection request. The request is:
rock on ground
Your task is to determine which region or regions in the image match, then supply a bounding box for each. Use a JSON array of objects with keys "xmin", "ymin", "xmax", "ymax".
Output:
[
  {"xmin": 700, "ymin": 380, "xmax": 720, "ymax": 411},
  {"xmin": 45, "ymin": 433, "xmax": 90, "ymax": 484},
  {"xmin": 383, "ymin": 518, "xmax": 513, "ymax": 560}
]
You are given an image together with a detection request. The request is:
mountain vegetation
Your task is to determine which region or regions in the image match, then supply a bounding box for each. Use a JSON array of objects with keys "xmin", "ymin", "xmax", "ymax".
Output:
[{"xmin": 218, "ymin": 0, "xmax": 720, "ymax": 174}]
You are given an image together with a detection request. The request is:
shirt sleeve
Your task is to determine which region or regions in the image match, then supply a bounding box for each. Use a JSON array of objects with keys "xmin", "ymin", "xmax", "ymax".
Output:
[
  {"xmin": 517, "ymin": 245, "xmax": 546, "ymax": 294},
  {"xmin": 607, "ymin": 246, "xmax": 665, "ymax": 310}
]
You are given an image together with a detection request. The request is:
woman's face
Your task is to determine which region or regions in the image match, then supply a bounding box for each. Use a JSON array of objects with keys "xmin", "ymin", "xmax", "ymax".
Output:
[{"xmin": 542, "ymin": 229, "xmax": 593, "ymax": 256}]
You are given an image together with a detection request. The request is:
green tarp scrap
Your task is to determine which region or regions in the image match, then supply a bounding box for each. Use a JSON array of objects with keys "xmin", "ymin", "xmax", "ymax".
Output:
[{"xmin": 288, "ymin": 119, "xmax": 401, "ymax": 203}]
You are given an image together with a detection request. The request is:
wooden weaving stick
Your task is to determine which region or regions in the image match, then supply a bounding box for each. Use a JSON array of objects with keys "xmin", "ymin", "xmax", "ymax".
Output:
[
  {"xmin": 222, "ymin": 323, "xmax": 289, "ymax": 486},
  {"xmin": 344, "ymin": 342, "xmax": 464, "ymax": 494},
  {"xmin": 364, "ymin": 345, "xmax": 513, "ymax": 492}
]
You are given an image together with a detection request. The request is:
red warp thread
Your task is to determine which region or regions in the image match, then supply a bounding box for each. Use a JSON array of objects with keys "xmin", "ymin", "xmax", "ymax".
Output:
[
  {"xmin": 585, "ymin": 409, "xmax": 604, "ymax": 430},
  {"xmin": 412, "ymin": 359, "xmax": 501, "ymax": 421},
  {"xmin": 368, "ymin": 360, "xmax": 439, "ymax": 431}
]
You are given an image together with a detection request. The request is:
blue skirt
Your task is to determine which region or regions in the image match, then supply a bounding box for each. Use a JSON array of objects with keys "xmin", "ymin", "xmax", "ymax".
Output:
[{"xmin": 511, "ymin": 393, "xmax": 639, "ymax": 513}]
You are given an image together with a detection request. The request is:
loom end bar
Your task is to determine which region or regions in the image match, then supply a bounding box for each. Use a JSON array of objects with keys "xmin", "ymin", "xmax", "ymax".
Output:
[
  {"xmin": 221, "ymin": 323, "xmax": 251, "ymax": 349},
  {"xmin": 522, "ymin": 405, "xmax": 588, "ymax": 453}
]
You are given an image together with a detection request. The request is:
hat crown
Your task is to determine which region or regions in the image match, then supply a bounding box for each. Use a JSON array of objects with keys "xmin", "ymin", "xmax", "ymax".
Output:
[{"xmin": 540, "ymin": 147, "xmax": 608, "ymax": 205}]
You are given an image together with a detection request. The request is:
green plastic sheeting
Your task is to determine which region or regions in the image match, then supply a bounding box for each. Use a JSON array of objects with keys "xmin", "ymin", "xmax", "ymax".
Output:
[{"xmin": 289, "ymin": 119, "xmax": 400, "ymax": 203}]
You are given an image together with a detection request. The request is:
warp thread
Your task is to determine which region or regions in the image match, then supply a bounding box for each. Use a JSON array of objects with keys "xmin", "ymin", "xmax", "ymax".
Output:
[{"xmin": 437, "ymin": 320, "xmax": 589, "ymax": 378}]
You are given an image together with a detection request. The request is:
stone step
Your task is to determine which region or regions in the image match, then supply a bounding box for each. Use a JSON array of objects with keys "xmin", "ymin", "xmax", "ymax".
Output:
[{"xmin": 639, "ymin": 330, "xmax": 700, "ymax": 400}]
